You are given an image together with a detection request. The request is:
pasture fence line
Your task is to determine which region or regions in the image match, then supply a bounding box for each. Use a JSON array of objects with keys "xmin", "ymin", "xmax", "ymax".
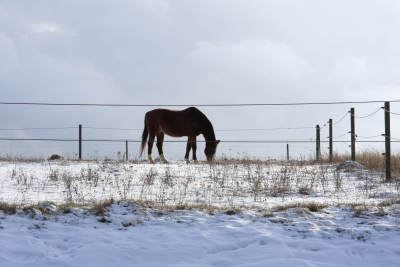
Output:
[{"xmin": 0, "ymin": 100, "xmax": 399, "ymax": 180}]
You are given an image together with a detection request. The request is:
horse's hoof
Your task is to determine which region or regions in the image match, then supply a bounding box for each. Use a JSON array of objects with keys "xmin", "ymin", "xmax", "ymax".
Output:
[
  {"xmin": 148, "ymin": 155, "xmax": 156, "ymax": 164},
  {"xmin": 160, "ymin": 154, "xmax": 169, "ymax": 164},
  {"xmin": 184, "ymin": 158, "xmax": 190, "ymax": 164},
  {"xmin": 193, "ymin": 160, "xmax": 198, "ymax": 164}
]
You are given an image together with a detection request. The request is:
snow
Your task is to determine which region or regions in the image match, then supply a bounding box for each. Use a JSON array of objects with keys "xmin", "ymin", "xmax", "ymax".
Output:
[
  {"xmin": 336, "ymin": 161, "xmax": 365, "ymax": 171},
  {"xmin": 0, "ymin": 160, "xmax": 400, "ymax": 266}
]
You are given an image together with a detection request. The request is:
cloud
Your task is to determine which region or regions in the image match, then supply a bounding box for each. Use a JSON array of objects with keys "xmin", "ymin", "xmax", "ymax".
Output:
[
  {"xmin": 0, "ymin": 32, "xmax": 19, "ymax": 80},
  {"xmin": 328, "ymin": 54, "xmax": 400, "ymax": 102},
  {"xmin": 25, "ymin": 23, "xmax": 75, "ymax": 44},
  {"xmin": 190, "ymin": 38, "xmax": 314, "ymax": 82}
]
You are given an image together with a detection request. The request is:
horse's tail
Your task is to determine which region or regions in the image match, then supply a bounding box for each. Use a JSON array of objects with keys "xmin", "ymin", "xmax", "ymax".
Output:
[{"xmin": 139, "ymin": 113, "xmax": 148, "ymax": 157}]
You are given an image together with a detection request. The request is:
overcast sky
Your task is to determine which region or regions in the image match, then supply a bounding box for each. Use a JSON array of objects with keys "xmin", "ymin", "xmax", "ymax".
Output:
[{"xmin": 1, "ymin": 0, "xmax": 400, "ymax": 160}]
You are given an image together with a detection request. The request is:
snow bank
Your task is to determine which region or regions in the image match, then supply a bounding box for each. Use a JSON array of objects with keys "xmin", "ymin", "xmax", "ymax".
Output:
[
  {"xmin": 0, "ymin": 202, "xmax": 399, "ymax": 267},
  {"xmin": 336, "ymin": 161, "xmax": 365, "ymax": 172}
]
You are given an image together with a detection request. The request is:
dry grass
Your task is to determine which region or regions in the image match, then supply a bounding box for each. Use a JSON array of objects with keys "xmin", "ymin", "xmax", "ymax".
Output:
[
  {"xmin": 217, "ymin": 149, "xmax": 400, "ymax": 181},
  {"xmin": 91, "ymin": 198, "xmax": 115, "ymax": 216},
  {"xmin": 261, "ymin": 212, "xmax": 275, "ymax": 218},
  {"xmin": 0, "ymin": 153, "xmax": 46, "ymax": 163},
  {"xmin": 378, "ymin": 197, "xmax": 400, "ymax": 207},
  {"xmin": 305, "ymin": 148, "xmax": 400, "ymax": 178},
  {"xmin": 127, "ymin": 200, "xmax": 241, "ymax": 215},
  {"xmin": 0, "ymin": 202, "xmax": 17, "ymax": 215},
  {"xmin": 273, "ymin": 202, "xmax": 328, "ymax": 213}
]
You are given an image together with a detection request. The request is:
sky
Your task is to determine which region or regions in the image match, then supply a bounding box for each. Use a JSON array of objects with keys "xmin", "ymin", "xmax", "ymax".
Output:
[{"xmin": 1, "ymin": 0, "xmax": 400, "ymax": 160}]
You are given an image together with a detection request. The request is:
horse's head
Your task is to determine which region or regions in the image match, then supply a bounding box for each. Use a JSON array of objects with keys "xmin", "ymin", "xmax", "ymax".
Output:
[{"xmin": 205, "ymin": 140, "xmax": 220, "ymax": 162}]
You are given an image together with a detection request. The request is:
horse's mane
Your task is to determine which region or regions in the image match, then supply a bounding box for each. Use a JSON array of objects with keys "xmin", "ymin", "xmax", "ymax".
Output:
[{"xmin": 199, "ymin": 111, "xmax": 216, "ymax": 142}]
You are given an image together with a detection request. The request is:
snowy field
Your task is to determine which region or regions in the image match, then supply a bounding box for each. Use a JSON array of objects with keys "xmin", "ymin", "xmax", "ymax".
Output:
[{"xmin": 1, "ymin": 159, "xmax": 400, "ymax": 266}]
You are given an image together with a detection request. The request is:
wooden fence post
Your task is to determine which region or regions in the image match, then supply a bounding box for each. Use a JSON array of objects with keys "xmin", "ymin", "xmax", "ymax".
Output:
[
  {"xmin": 287, "ymin": 144, "xmax": 289, "ymax": 161},
  {"xmin": 329, "ymin": 118, "xmax": 333, "ymax": 162},
  {"xmin": 350, "ymin": 108, "xmax": 355, "ymax": 161},
  {"xmin": 316, "ymin": 125, "xmax": 321, "ymax": 161},
  {"xmin": 385, "ymin": 102, "xmax": 391, "ymax": 180},
  {"xmin": 79, "ymin": 124, "xmax": 82, "ymax": 160}
]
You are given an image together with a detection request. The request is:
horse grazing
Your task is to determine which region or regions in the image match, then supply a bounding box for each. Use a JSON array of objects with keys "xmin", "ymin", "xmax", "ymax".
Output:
[{"xmin": 139, "ymin": 107, "xmax": 220, "ymax": 163}]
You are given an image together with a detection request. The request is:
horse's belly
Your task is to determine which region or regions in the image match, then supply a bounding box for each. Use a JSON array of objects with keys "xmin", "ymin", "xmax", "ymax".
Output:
[
  {"xmin": 159, "ymin": 118, "xmax": 202, "ymax": 137},
  {"xmin": 160, "ymin": 128, "xmax": 184, "ymax": 137},
  {"xmin": 162, "ymin": 128, "xmax": 201, "ymax": 138}
]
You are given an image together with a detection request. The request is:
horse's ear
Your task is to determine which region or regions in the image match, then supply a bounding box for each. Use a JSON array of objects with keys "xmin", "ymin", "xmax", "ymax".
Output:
[{"xmin": 216, "ymin": 140, "xmax": 220, "ymax": 146}]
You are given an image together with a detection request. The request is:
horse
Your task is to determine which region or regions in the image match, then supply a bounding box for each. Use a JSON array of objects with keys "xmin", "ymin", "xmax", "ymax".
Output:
[{"xmin": 139, "ymin": 107, "xmax": 220, "ymax": 163}]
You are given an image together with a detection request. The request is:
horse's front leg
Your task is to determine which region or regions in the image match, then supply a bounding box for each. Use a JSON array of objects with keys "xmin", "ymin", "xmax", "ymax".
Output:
[
  {"xmin": 156, "ymin": 132, "xmax": 169, "ymax": 163},
  {"xmin": 191, "ymin": 137, "xmax": 198, "ymax": 163},
  {"xmin": 184, "ymin": 136, "xmax": 197, "ymax": 163},
  {"xmin": 184, "ymin": 138, "xmax": 191, "ymax": 164},
  {"xmin": 147, "ymin": 133, "xmax": 156, "ymax": 164}
]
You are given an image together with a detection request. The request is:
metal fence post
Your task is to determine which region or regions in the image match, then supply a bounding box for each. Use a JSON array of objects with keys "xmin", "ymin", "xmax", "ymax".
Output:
[
  {"xmin": 385, "ymin": 102, "xmax": 391, "ymax": 180},
  {"xmin": 350, "ymin": 108, "xmax": 355, "ymax": 161},
  {"xmin": 79, "ymin": 124, "xmax": 82, "ymax": 160},
  {"xmin": 126, "ymin": 141, "xmax": 129, "ymax": 161},
  {"xmin": 329, "ymin": 118, "xmax": 333, "ymax": 162}
]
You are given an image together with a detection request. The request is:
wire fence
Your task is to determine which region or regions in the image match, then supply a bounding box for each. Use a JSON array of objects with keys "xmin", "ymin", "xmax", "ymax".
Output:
[{"xmin": 1, "ymin": 100, "xmax": 399, "ymax": 166}]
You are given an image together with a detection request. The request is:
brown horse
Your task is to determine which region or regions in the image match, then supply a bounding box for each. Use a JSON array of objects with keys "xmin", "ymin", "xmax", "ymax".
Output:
[{"xmin": 139, "ymin": 107, "xmax": 220, "ymax": 163}]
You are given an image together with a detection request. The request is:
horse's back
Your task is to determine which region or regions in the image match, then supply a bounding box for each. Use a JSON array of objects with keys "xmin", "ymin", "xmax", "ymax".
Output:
[
  {"xmin": 146, "ymin": 107, "xmax": 202, "ymax": 120},
  {"xmin": 145, "ymin": 107, "xmax": 205, "ymax": 137}
]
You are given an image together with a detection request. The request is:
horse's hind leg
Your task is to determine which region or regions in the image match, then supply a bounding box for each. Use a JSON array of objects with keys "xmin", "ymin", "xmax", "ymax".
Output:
[
  {"xmin": 156, "ymin": 132, "xmax": 169, "ymax": 163},
  {"xmin": 147, "ymin": 133, "xmax": 156, "ymax": 163}
]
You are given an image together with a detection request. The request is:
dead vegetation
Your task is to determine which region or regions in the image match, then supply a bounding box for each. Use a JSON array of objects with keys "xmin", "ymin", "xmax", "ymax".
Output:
[
  {"xmin": 312, "ymin": 149, "xmax": 400, "ymax": 177},
  {"xmin": 272, "ymin": 202, "xmax": 328, "ymax": 213},
  {"xmin": 0, "ymin": 202, "xmax": 17, "ymax": 215},
  {"xmin": 0, "ymin": 149, "xmax": 400, "ymax": 214},
  {"xmin": 91, "ymin": 198, "xmax": 115, "ymax": 216}
]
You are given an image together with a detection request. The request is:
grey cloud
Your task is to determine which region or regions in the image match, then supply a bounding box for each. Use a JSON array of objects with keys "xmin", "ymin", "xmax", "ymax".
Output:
[
  {"xmin": 0, "ymin": 32, "xmax": 19, "ymax": 80},
  {"xmin": 190, "ymin": 38, "xmax": 315, "ymax": 82}
]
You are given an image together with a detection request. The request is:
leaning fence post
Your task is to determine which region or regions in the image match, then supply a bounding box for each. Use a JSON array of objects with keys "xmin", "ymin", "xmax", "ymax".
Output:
[
  {"xmin": 350, "ymin": 108, "xmax": 356, "ymax": 161},
  {"xmin": 79, "ymin": 124, "xmax": 82, "ymax": 160},
  {"xmin": 384, "ymin": 102, "xmax": 391, "ymax": 180}
]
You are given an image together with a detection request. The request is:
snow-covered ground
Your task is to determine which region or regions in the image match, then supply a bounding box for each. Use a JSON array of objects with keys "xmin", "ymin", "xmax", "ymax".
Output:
[
  {"xmin": 0, "ymin": 160, "xmax": 400, "ymax": 266},
  {"xmin": 0, "ymin": 159, "xmax": 397, "ymax": 207}
]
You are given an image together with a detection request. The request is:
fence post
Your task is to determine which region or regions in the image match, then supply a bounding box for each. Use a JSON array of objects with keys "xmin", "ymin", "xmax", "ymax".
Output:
[
  {"xmin": 385, "ymin": 102, "xmax": 391, "ymax": 180},
  {"xmin": 79, "ymin": 124, "xmax": 82, "ymax": 160},
  {"xmin": 350, "ymin": 108, "xmax": 355, "ymax": 161},
  {"xmin": 126, "ymin": 141, "xmax": 129, "ymax": 161},
  {"xmin": 329, "ymin": 118, "xmax": 333, "ymax": 162},
  {"xmin": 287, "ymin": 144, "xmax": 289, "ymax": 161},
  {"xmin": 316, "ymin": 125, "xmax": 321, "ymax": 161}
]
